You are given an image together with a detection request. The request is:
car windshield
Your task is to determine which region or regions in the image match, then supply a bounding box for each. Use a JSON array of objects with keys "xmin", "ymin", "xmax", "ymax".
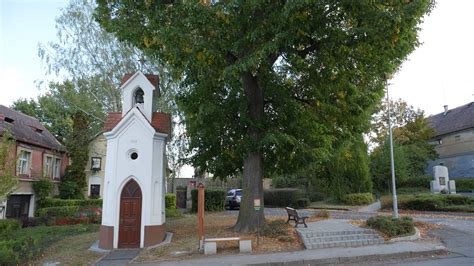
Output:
[{"xmin": 236, "ymin": 190, "xmax": 242, "ymax": 196}]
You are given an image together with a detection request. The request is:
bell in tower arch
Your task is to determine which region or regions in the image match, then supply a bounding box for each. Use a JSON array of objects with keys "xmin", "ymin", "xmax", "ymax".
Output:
[{"xmin": 134, "ymin": 88, "xmax": 144, "ymax": 105}]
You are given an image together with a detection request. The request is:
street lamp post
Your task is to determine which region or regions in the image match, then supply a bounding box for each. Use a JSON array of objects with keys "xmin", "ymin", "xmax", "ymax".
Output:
[{"xmin": 387, "ymin": 86, "xmax": 399, "ymax": 218}]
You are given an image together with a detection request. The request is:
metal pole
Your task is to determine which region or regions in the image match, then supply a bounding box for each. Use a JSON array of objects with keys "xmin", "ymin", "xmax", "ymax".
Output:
[{"xmin": 387, "ymin": 87, "xmax": 399, "ymax": 218}]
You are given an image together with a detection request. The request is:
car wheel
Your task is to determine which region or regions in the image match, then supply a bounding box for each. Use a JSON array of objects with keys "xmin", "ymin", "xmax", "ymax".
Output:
[{"xmin": 228, "ymin": 201, "xmax": 234, "ymax": 210}]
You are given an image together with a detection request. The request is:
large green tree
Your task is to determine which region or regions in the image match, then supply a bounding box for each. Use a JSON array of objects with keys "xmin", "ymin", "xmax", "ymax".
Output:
[{"xmin": 96, "ymin": 0, "xmax": 434, "ymax": 232}]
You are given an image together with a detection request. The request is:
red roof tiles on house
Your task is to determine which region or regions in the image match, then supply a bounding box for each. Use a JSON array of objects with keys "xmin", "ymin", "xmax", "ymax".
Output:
[{"xmin": 103, "ymin": 112, "xmax": 171, "ymax": 135}]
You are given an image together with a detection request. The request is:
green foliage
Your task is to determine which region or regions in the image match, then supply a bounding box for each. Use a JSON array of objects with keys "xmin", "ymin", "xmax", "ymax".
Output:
[
  {"xmin": 367, "ymin": 216, "xmax": 415, "ymax": 238},
  {"xmin": 262, "ymin": 220, "xmax": 288, "ymax": 238},
  {"xmin": 59, "ymin": 112, "xmax": 90, "ymax": 199},
  {"xmin": 39, "ymin": 198, "xmax": 102, "ymax": 208},
  {"xmin": 165, "ymin": 193, "xmax": 177, "ymax": 210},
  {"xmin": 455, "ymin": 179, "xmax": 474, "ymax": 192},
  {"xmin": 370, "ymin": 113, "xmax": 438, "ymax": 194},
  {"xmin": 191, "ymin": 189, "xmax": 226, "ymax": 212},
  {"xmin": 321, "ymin": 135, "xmax": 372, "ymax": 200},
  {"xmin": 0, "ymin": 131, "xmax": 17, "ymax": 200},
  {"xmin": 36, "ymin": 206, "xmax": 101, "ymax": 225},
  {"xmin": 309, "ymin": 191, "xmax": 326, "ymax": 202},
  {"xmin": 32, "ymin": 178, "xmax": 53, "ymax": 208},
  {"xmin": 0, "ymin": 219, "xmax": 21, "ymax": 238},
  {"xmin": 342, "ymin": 193, "xmax": 374, "ymax": 206},
  {"xmin": 381, "ymin": 194, "xmax": 474, "ymax": 212},
  {"xmin": 165, "ymin": 208, "xmax": 180, "ymax": 218},
  {"xmin": 264, "ymin": 188, "xmax": 307, "ymax": 208},
  {"xmin": 0, "ymin": 224, "xmax": 98, "ymax": 265},
  {"xmin": 96, "ymin": 0, "xmax": 434, "ymax": 231}
]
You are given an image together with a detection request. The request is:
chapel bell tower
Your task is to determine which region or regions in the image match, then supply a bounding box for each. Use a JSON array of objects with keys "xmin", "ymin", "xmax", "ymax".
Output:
[{"xmin": 99, "ymin": 71, "xmax": 171, "ymax": 249}]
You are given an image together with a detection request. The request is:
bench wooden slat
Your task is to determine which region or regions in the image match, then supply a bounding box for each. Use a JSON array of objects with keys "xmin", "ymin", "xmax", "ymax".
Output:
[{"xmin": 205, "ymin": 237, "xmax": 240, "ymax": 242}]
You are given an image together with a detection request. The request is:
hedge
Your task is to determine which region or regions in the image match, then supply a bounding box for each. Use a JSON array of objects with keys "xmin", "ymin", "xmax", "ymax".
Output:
[
  {"xmin": 367, "ymin": 216, "xmax": 415, "ymax": 237},
  {"xmin": 0, "ymin": 224, "xmax": 98, "ymax": 265},
  {"xmin": 40, "ymin": 198, "xmax": 102, "ymax": 208},
  {"xmin": 342, "ymin": 193, "xmax": 374, "ymax": 205},
  {"xmin": 455, "ymin": 179, "xmax": 474, "ymax": 192},
  {"xmin": 381, "ymin": 194, "xmax": 474, "ymax": 212},
  {"xmin": 0, "ymin": 219, "xmax": 21, "ymax": 237},
  {"xmin": 36, "ymin": 206, "xmax": 102, "ymax": 225},
  {"xmin": 264, "ymin": 188, "xmax": 308, "ymax": 208},
  {"xmin": 191, "ymin": 189, "xmax": 226, "ymax": 212},
  {"xmin": 165, "ymin": 193, "xmax": 176, "ymax": 210}
]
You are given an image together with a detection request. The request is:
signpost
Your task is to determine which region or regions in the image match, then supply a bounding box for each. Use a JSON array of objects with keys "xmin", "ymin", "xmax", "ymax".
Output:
[
  {"xmin": 254, "ymin": 198, "xmax": 261, "ymax": 245},
  {"xmin": 197, "ymin": 183, "xmax": 205, "ymax": 250}
]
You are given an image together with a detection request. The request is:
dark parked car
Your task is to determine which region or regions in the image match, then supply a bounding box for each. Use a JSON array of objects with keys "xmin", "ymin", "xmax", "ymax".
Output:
[{"xmin": 225, "ymin": 189, "xmax": 242, "ymax": 210}]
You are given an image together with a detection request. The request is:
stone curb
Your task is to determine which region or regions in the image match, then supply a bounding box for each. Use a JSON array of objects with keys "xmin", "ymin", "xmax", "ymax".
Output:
[
  {"xmin": 389, "ymin": 226, "xmax": 420, "ymax": 242},
  {"xmin": 249, "ymin": 248, "xmax": 447, "ymax": 266}
]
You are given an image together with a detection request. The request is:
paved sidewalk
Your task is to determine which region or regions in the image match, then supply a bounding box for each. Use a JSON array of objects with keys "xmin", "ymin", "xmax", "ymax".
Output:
[{"xmin": 136, "ymin": 241, "xmax": 445, "ymax": 266}]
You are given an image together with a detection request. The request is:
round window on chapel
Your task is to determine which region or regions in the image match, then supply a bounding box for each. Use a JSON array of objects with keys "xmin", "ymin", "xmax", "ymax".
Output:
[{"xmin": 130, "ymin": 152, "xmax": 138, "ymax": 160}]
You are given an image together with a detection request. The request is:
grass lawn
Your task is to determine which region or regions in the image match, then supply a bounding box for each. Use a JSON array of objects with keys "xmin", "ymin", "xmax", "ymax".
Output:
[
  {"xmin": 136, "ymin": 212, "xmax": 312, "ymax": 263},
  {"xmin": 31, "ymin": 211, "xmax": 323, "ymax": 264},
  {"xmin": 35, "ymin": 231, "xmax": 104, "ymax": 265}
]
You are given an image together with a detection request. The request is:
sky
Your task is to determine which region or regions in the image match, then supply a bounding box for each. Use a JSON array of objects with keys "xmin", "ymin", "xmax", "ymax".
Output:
[{"xmin": 2, "ymin": 1, "xmax": 473, "ymax": 116}]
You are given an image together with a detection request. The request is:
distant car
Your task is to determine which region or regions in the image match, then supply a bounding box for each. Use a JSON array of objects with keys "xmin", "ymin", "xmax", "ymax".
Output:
[{"xmin": 225, "ymin": 189, "xmax": 242, "ymax": 210}]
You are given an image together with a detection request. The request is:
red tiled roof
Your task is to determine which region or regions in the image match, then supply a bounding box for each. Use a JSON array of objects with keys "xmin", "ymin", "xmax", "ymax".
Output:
[
  {"xmin": 103, "ymin": 112, "xmax": 171, "ymax": 135},
  {"xmin": 120, "ymin": 73, "xmax": 159, "ymax": 89}
]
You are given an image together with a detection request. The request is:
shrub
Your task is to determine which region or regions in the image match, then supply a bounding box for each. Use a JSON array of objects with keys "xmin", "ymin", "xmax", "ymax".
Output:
[
  {"xmin": 382, "ymin": 194, "xmax": 474, "ymax": 212},
  {"xmin": 165, "ymin": 208, "xmax": 181, "ymax": 218},
  {"xmin": 264, "ymin": 188, "xmax": 303, "ymax": 207},
  {"xmin": 36, "ymin": 206, "xmax": 101, "ymax": 225},
  {"xmin": 165, "ymin": 193, "xmax": 176, "ymax": 210},
  {"xmin": 342, "ymin": 193, "xmax": 374, "ymax": 205},
  {"xmin": 40, "ymin": 198, "xmax": 102, "ymax": 208},
  {"xmin": 309, "ymin": 191, "xmax": 326, "ymax": 202},
  {"xmin": 0, "ymin": 219, "xmax": 21, "ymax": 237},
  {"xmin": 455, "ymin": 179, "xmax": 474, "ymax": 192},
  {"xmin": 397, "ymin": 187, "xmax": 430, "ymax": 195},
  {"xmin": 295, "ymin": 198, "xmax": 310, "ymax": 208},
  {"xmin": 367, "ymin": 216, "xmax": 415, "ymax": 237},
  {"xmin": 262, "ymin": 220, "xmax": 288, "ymax": 237},
  {"xmin": 398, "ymin": 176, "xmax": 431, "ymax": 189},
  {"xmin": 0, "ymin": 224, "xmax": 98, "ymax": 265},
  {"xmin": 33, "ymin": 178, "xmax": 53, "ymax": 208},
  {"xmin": 191, "ymin": 189, "xmax": 226, "ymax": 212}
]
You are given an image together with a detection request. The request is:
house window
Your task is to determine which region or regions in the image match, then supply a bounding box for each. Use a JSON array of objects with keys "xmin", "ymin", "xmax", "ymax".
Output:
[
  {"xmin": 6, "ymin": 195, "xmax": 31, "ymax": 218},
  {"xmin": 454, "ymin": 135, "xmax": 461, "ymax": 142},
  {"xmin": 53, "ymin": 158, "xmax": 61, "ymax": 178},
  {"xmin": 90, "ymin": 184, "xmax": 100, "ymax": 197},
  {"xmin": 17, "ymin": 150, "xmax": 31, "ymax": 175},
  {"xmin": 44, "ymin": 156, "xmax": 53, "ymax": 177}
]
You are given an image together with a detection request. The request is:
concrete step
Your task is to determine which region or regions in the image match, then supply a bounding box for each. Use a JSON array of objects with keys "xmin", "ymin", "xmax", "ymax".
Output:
[
  {"xmin": 307, "ymin": 233, "xmax": 383, "ymax": 243},
  {"xmin": 297, "ymin": 228, "xmax": 385, "ymax": 250},
  {"xmin": 308, "ymin": 238, "xmax": 385, "ymax": 249},
  {"xmin": 300, "ymin": 229, "xmax": 376, "ymax": 238}
]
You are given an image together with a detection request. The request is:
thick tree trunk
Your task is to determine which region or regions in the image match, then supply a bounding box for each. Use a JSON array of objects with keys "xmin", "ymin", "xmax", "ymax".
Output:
[{"xmin": 233, "ymin": 72, "xmax": 265, "ymax": 233}]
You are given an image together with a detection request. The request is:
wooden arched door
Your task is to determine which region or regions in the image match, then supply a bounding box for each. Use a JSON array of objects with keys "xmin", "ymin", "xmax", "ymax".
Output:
[{"xmin": 118, "ymin": 179, "xmax": 142, "ymax": 248}]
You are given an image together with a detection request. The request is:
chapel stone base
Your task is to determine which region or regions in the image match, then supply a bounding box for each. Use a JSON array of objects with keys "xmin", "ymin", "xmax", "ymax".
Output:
[
  {"xmin": 99, "ymin": 225, "xmax": 114, "ymax": 250},
  {"xmin": 144, "ymin": 224, "xmax": 167, "ymax": 247},
  {"xmin": 98, "ymin": 224, "xmax": 166, "ymax": 249}
]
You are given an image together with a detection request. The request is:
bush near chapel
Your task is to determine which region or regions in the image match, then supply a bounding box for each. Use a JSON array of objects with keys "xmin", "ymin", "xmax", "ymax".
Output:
[
  {"xmin": 455, "ymin": 179, "xmax": 474, "ymax": 192},
  {"xmin": 264, "ymin": 188, "xmax": 309, "ymax": 208},
  {"xmin": 191, "ymin": 189, "xmax": 226, "ymax": 212}
]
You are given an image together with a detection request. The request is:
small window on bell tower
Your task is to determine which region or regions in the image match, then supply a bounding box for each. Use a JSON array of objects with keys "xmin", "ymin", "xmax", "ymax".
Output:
[{"xmin": 134, "ymin": 88, "xmax": 144, "ymax": 106}]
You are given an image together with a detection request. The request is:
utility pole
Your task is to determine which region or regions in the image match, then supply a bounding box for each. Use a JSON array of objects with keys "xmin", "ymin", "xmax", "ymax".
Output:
[{"xmin": 387, "ymin": 85, "xmax": 399, "ymax": 218}]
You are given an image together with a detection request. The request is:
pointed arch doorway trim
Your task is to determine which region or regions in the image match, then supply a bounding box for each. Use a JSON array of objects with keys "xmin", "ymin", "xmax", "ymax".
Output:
[{"xmin": 118, "ymin": 179, "xmax": 142, "ymax": 248}]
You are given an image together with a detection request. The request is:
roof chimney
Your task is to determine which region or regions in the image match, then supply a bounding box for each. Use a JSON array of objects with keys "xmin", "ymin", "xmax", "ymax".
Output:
[{"xmin": 443, "ymin": 105, "xmax": 448, "ymax": 115}]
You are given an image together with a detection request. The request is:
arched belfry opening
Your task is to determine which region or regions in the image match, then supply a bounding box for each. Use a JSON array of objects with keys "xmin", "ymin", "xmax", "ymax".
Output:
[{"xmin": 134, "ymin": 88, "xmax": 144, "ymax": 106}]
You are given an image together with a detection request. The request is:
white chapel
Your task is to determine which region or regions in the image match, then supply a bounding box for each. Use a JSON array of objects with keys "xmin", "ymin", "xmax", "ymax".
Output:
[{"xmin": 99, "ymin": 71, "xmax": 171, "ymax": 249}]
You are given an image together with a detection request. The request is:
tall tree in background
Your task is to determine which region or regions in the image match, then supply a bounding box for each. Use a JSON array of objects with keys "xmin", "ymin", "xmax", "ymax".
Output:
[
  {"xmin": 369, "ymin": 98, "xmax": 423, "ymax": 147},
  {"xmin": 0, "ymin": 131, "xmax": 18, "ymax": 201},
  {"xmin": 59, "ymin": 112, "xmax": 91, "ymax": 199},
  {"xmin": 13, "ymin": 0, "xmax": 186, "ymax": 178},
  {"xmin": 96, "ymin": 1, "xmax": 434, "ymax": 232}
]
